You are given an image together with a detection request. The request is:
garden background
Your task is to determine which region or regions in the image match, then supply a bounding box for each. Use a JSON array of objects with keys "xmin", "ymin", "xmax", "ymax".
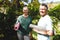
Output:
[{"xmin": 0, "ymin": 0, "xmax": 60, "ymax": 40}]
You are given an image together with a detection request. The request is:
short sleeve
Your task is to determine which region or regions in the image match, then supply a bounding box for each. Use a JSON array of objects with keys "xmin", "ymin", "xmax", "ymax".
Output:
[
  {"xmin": 16, "ymin": 16, "xmax": 21, "ymax": 24},
  {"xmin": 46, "ymin": 19, "xmax": 53, "ymax": 31}
]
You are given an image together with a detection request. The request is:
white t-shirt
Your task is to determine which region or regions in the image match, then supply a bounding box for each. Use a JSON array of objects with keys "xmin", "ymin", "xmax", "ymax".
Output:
[
  {"xmin": 37, "ymin": 15, "xmax": 53, "ymax": 40},
  {"xmin": 38, "ymin": 15, "xmax": 53, "ymax": 31}
]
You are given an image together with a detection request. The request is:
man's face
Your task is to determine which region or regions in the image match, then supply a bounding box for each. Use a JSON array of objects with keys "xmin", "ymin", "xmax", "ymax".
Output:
[
  {"xmin": 23, "ymin": 7, "xmax": 28, "ymax": 14},
  {"xmin": 39, "ymin": 5, "xmax": 47, "ymax": 16}
]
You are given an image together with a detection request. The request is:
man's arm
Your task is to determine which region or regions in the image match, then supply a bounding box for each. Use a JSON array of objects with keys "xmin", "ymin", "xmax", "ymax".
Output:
[
  {"xmin": 33, "ymin": 19, "xmax": 53, "ymax": 36},
  {"xmin": 33, "ymin": 28, "xmax": 53, "ymax": 36}
]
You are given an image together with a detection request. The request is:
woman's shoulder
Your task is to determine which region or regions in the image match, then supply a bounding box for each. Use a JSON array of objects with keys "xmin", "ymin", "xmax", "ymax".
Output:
[{"xmin": 17, "ymin": 15, "xmax": 23, "ymax": 19}]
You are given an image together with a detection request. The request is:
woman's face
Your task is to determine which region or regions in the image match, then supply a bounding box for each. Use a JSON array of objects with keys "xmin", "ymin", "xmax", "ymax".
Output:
[
  {"xmin": 23, "ymin": 7, "xmax": 28, "ymax": 14},
  {"xmin": 39, "ymin": 5, "xmax": 47, "ymax": 16}
]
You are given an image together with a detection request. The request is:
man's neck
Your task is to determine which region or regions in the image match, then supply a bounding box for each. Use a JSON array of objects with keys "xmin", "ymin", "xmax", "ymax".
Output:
[
  {"xmin": 41, "ymin": 13, "xmax": 48, "ymax": 17},
  {"xmin": 42, "ymin": 14, "xmax": 48, "ymax": 18}
]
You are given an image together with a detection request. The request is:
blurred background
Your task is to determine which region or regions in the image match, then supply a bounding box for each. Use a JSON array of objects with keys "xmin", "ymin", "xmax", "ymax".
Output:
[{"xmin": 0, "ymin": 0, "xmax": 60, "ymax": 40}]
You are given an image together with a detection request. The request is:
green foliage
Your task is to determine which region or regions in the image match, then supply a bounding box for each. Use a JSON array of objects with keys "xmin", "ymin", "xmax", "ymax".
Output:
[
  {"xmin": 50, "ymin": 16, "xmax": 59, "ymax": 35},
  {"xmin": 48, "ymin": 4, "xmax": 60, "ymax": 40},
  {"xmin": 53, "ymin": 35, "xmax": 60, "ymax": 40},
  {"xmin": 28, "ymin": 1, "xmax": 40, "ymax": 19},
  {"xmin": 48, "ymin": 4, "xmax": 60, "ymax": 36},
  {"xmin": 0, "ymin": 0, "xmax": 60, "ymax": 40},
  {"xmin": 48, "ymin": 4, "xmax": 60, "ymax": 20},
  {"xmin": 28, "ymin": 1, "xmax": 40, "ymax": 40},
  {"xmin": 0, "ymin": 0, "xmax": 3, "ymax": 2}
]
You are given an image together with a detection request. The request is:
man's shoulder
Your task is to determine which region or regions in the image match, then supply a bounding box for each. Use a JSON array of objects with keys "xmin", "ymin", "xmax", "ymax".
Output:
[
  {"xmin": 45, "ymin": 15, "xmax": 50, "ymax": 18},
  {"xmin": 45, "ymin": 15, "xmax": 51, "ymax": 19},
  {"xmin": 45, "ymin": 15, "xmax": 52, "ymax": 21}
]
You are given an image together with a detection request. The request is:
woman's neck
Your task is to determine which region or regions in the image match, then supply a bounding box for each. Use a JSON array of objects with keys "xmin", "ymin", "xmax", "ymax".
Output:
[{"xmin": 23, "ymin": 14, "xmax": 28, "ymax": 18}]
